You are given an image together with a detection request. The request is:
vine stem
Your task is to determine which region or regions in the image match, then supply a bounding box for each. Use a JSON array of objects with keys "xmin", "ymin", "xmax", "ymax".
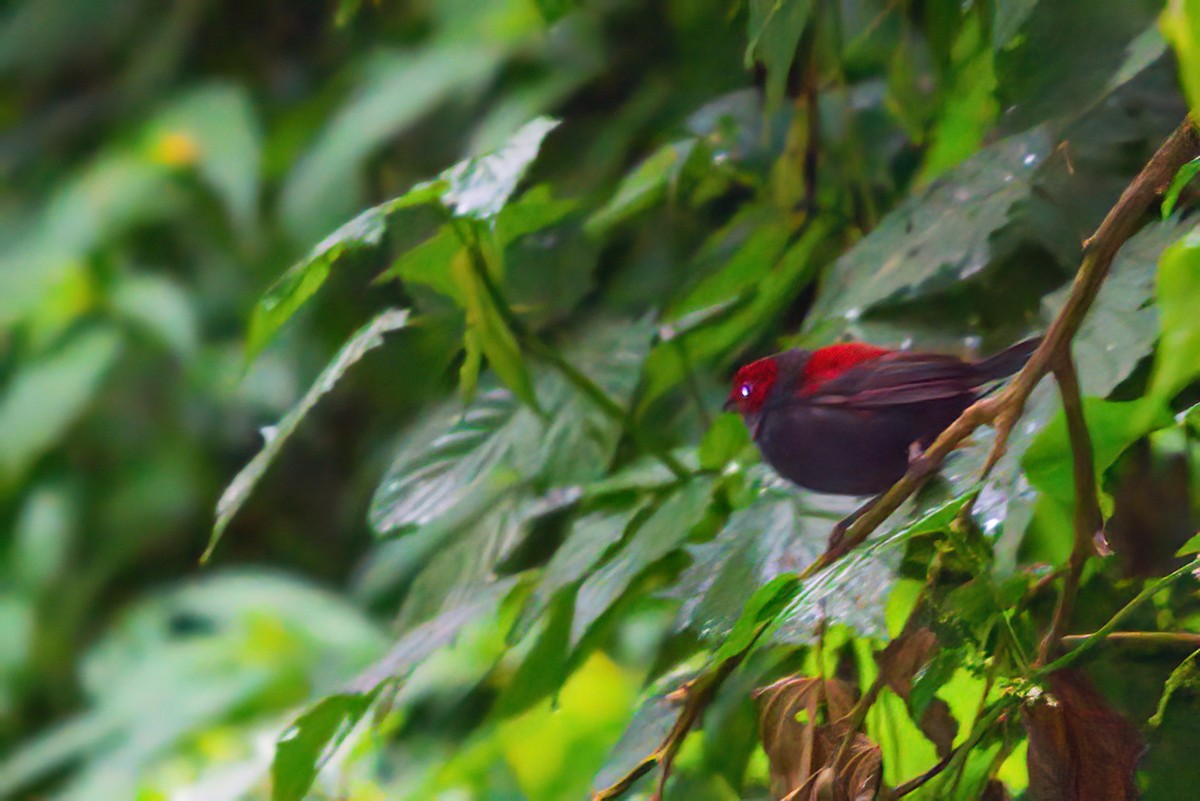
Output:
[{"xmin": 591, "ymin": 116, "xmax": 1200, "ymax": 801}]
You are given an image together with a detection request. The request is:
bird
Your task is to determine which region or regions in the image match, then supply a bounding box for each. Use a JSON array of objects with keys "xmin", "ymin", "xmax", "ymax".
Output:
[{"xmin": 725, "ymin": 338, "xmax": 1040, "ymax": 496}]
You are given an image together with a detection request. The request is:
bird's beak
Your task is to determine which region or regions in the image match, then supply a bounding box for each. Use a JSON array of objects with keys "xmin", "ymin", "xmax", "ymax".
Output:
[{"xmin": 722, "ymin": 397, "xmax": 736, "ymax": 412}]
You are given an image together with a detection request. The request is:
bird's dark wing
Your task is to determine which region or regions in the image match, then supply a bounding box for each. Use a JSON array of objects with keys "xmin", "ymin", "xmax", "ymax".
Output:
[{"xmin": 798, "ymin": 352, "xmax": 981, "ymax": 409}]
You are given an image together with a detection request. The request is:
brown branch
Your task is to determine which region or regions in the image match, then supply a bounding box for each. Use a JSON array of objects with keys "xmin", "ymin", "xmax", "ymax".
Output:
[
  {"xmin": 1037, "ymin": 351, "xmax": 1104, "ymax": 664},
  {"xmin": 590, "ymin": 115, "xmax": 1200, "ymax": 801},
  {"xmin": 894, "ymin": 750, "xmax": 957, "ymax": 797},
  {"xmin": 802, "ymin": 115, "xmax": 1200, "ymax": 581},
  {"xmin": 1063, "ymin": 631, "xmax": 1200, "ymax": 649},
  {"xmin": 592, "ymin": 652, "xmax": 745, "ymax": 801}
]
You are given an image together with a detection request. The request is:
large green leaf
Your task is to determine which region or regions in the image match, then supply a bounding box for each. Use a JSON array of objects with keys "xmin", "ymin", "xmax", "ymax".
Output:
[
  {"xmin": 571, "ymin": 477, "xmax": 713, "ymax": 645},
  {"xmin": 805, "ymin": 128, "xmax": 1068, "ymax": 329},
  {"xmin": 207, "ymin": 309, "xmax": 410, "ymax": 561},
  {"xmin": 0, "ymin": 327, "xmax": 121, "ymax": 484},
  {"xmin": 369, "ymin": 318, "xmax": 653, "ymax": 535},
  {"xmin": 271, "ymin": 691, "xmax": 377, "ymax": 801},
  {"xmin": 1150, "ymin": 223, "xmax": 1200, "ymax": 400},
  {"xmin": 585, "ymin": 139, "xmax": 704, "ymax": 237}
]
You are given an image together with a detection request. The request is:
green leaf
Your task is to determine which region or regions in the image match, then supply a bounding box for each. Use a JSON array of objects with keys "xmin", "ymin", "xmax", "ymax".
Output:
[
  {"xmin": 1162, "ymin": 0, "xmax": 1200, "ymax": 113},
  {"xmin": 1162, "ymin": 158, "xmax": 1200, "ymax": 220},
  {"xmin": 640, "ymin": 217, "xmax": 829, "ymax": 411},
  {"xmin": 1021, "ymin": 396, "xmax": 1172, "ymax": 504},
  {"xmin": 243, "ymin": 182, "xmax": 442, "ymax": 361},
  {"xmin": 532, "ymin": 0, "xmax": 577, "ymax": 24},
  {"xmin": 0, "ymin": 328, "xmax": 121, "ymax": 484},
  {"xmin": 1150, "ymin": 224, "xmax": 1200, "ymax": 400},
  {"xmin": 1050, "ymin": 216, "xmax": 1190, "ymax": 397},
  {"xmin": 440, "ymin": 116, "xmax": 560, "ymax": 220},
  {"xmin": 806, "ymin": 128, "xmax": 1066, "ymax": 329},
  {"xmin": 207, "ymin": 309, "xmax": 410, "ymax": 561},
  {"xmin": 272, "ymin": 691, "xmax": 376, "ymax": 801},
  {"xmin": 697, "ymin": 413, "xmax": 752, "ymax": 471},
  {"xmin": 1176, "ymin": 533, "xmax": 1200, "ymax": 557},
  {"xmin": 0, "ymin": 154, "xmax": 172, "ymax": 326},
  {"xmin": 370, "ymin": 318, "xmax": 654, "ymax": 534},
  {"xmin": 451, "ymin": 248, "xmax": 538, "ymax": 408},
  {"xmin": 585, "ymin": 139, "xmax": 701, "ymax": 237},
  {"xmin": 571, "ymin": 477, "xmax": 714, "ymax": 645},
  {"xmin": 745, "ymin": 0, "xmax": 813, "ymax": 109},
  {"xmin": 110, "ymin": 273, "xmax": 200, "ymax": 360}
]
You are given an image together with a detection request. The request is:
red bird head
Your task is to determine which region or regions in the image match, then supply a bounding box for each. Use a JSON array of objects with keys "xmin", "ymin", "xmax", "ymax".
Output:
[
  {"xmin": 725, "ymin": 343, "xmax": 892, "ymax": 416},
  {"xmin": 726, "ymin": 357, "xmax": 778, "ymax": 415}
]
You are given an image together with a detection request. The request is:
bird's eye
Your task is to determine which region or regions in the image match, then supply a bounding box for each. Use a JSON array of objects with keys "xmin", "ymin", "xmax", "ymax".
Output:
[{"xmin": 740, "ymin": 384, "xmax": 751, "ymax": 397}]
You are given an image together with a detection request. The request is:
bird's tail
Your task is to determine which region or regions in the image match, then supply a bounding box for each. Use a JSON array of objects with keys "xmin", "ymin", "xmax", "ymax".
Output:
[{"xmin": 975, "ymin": 337, "xmax": 1041, "ymax": 381}]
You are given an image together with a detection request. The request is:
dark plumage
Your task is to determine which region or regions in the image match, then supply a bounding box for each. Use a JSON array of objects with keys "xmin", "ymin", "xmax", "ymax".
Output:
[{"xmin": 726, "ymin": 339, "xmax": 1040, "ymax": 495}]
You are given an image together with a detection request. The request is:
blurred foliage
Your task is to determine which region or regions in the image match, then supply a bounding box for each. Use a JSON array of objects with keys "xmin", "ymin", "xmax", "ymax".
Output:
[{"xmin": 3, "ymin": 1, "xmax": 1200, "ymax": 800}]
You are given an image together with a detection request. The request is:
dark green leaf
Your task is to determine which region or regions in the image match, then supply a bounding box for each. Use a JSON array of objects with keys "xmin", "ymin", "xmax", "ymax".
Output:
[
  {"xmin": 745, "ymin": 0, "xmax": 813, "ymax": 109},
  {"xmin": 245, "ymin": 184, "xmax": 443, "ymax": 362},
  {"xmin": 572, "ymin": 477, "xmax": 714, "ymax": 645},
  {"xmin": 585, "ymin": 139, "xmax": 700, "ymax": 236},
  {"xmin": 208, "ymin": 310, "xmax": 410, "ymax": 561}
]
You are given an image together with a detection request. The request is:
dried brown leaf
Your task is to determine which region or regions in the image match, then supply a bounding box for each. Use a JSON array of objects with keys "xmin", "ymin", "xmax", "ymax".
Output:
[
  {"xmin": 755, "ymin": 674, "xmax": 883, "ymax": 801},
  {"xmin": 1022, "ymin": 670, "xmax": 1144, "ymax": 801},
  {"xmin": 874, "ymin": 627, "xmax": 958, "ymax": 757}
]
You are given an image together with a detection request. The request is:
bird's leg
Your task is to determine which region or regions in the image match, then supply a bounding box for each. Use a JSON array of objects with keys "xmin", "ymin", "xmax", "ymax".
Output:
[{"xmin": 826, "ymin": 494, "xmax": 881, "ymax": 556}]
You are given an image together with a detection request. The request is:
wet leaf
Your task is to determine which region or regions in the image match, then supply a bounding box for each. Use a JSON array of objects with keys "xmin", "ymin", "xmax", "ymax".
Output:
[
  {"xmin": 805, "ymin": 128, "xmax": 1066, "ymax": 330},
  {"xmin": 271, "ymin": 691, "xmax": 376, "ymax": 801},
  {"xmin": 1023, "ymin": 670, "xmax": 1144, "ymax": 801},
  {"xmin": 572, "ymin": 477, "xmax": 714, "ymax": 645},
  {"xmin": 440, "ymin": 116, "xmax": 560, "ymax": 220},
  {"xmin": 1045, "ymin": 215, "xmax": 1191, "ymax": 397},
  {"xmin": 208, "ymin": 309, "xmax": 410, "ymax": 561},
  {"xmin": 370, "ymin": 318, "xmax": 652, "ymax": 534}
]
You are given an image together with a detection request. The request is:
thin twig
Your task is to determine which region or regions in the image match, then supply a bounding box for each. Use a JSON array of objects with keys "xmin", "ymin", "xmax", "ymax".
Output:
[
  {"xmin": 1037, "ymin": 351, "xmax": 1103, "ymax": 664},
  {"xmin": 1062, "ymin": 631, "xmax": 1200, "ymax": 649}
]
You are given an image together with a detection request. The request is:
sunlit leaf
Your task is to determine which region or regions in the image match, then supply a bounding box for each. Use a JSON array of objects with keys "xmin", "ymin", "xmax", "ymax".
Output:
[
  {"xmin": 207, "ymin": 309, "xmax": 410, "ymax": 561},
  {"xmin": 0, "ymin": 327, "xmax": 121, "ymax": 484},
  {"xmin": 1162, "ymin": 0, "xmax": 1200, "ymax": 112},
  {"xmin": 272, "ymin": 691, "xmax": 376, "ymax": 801}
]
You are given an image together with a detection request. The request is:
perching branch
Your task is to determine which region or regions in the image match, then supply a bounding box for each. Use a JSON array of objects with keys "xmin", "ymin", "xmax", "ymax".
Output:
[
  {"xmin": 807, "ymin": 115, "xmax": 1200, "ymax": 576},
  {"xmin": 1037, "ymin": 351, "xmax": 1104, "ymax": 664},
  {"xmin": 592, "ymin": 116, "xmax": 1200, "ymax": 801}
]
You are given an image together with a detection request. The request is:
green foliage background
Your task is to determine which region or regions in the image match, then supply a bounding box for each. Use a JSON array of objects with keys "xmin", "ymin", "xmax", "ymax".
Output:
[{"xmin": 4, "ymin": 0, "xmax": 1200, "ymax": 799}]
